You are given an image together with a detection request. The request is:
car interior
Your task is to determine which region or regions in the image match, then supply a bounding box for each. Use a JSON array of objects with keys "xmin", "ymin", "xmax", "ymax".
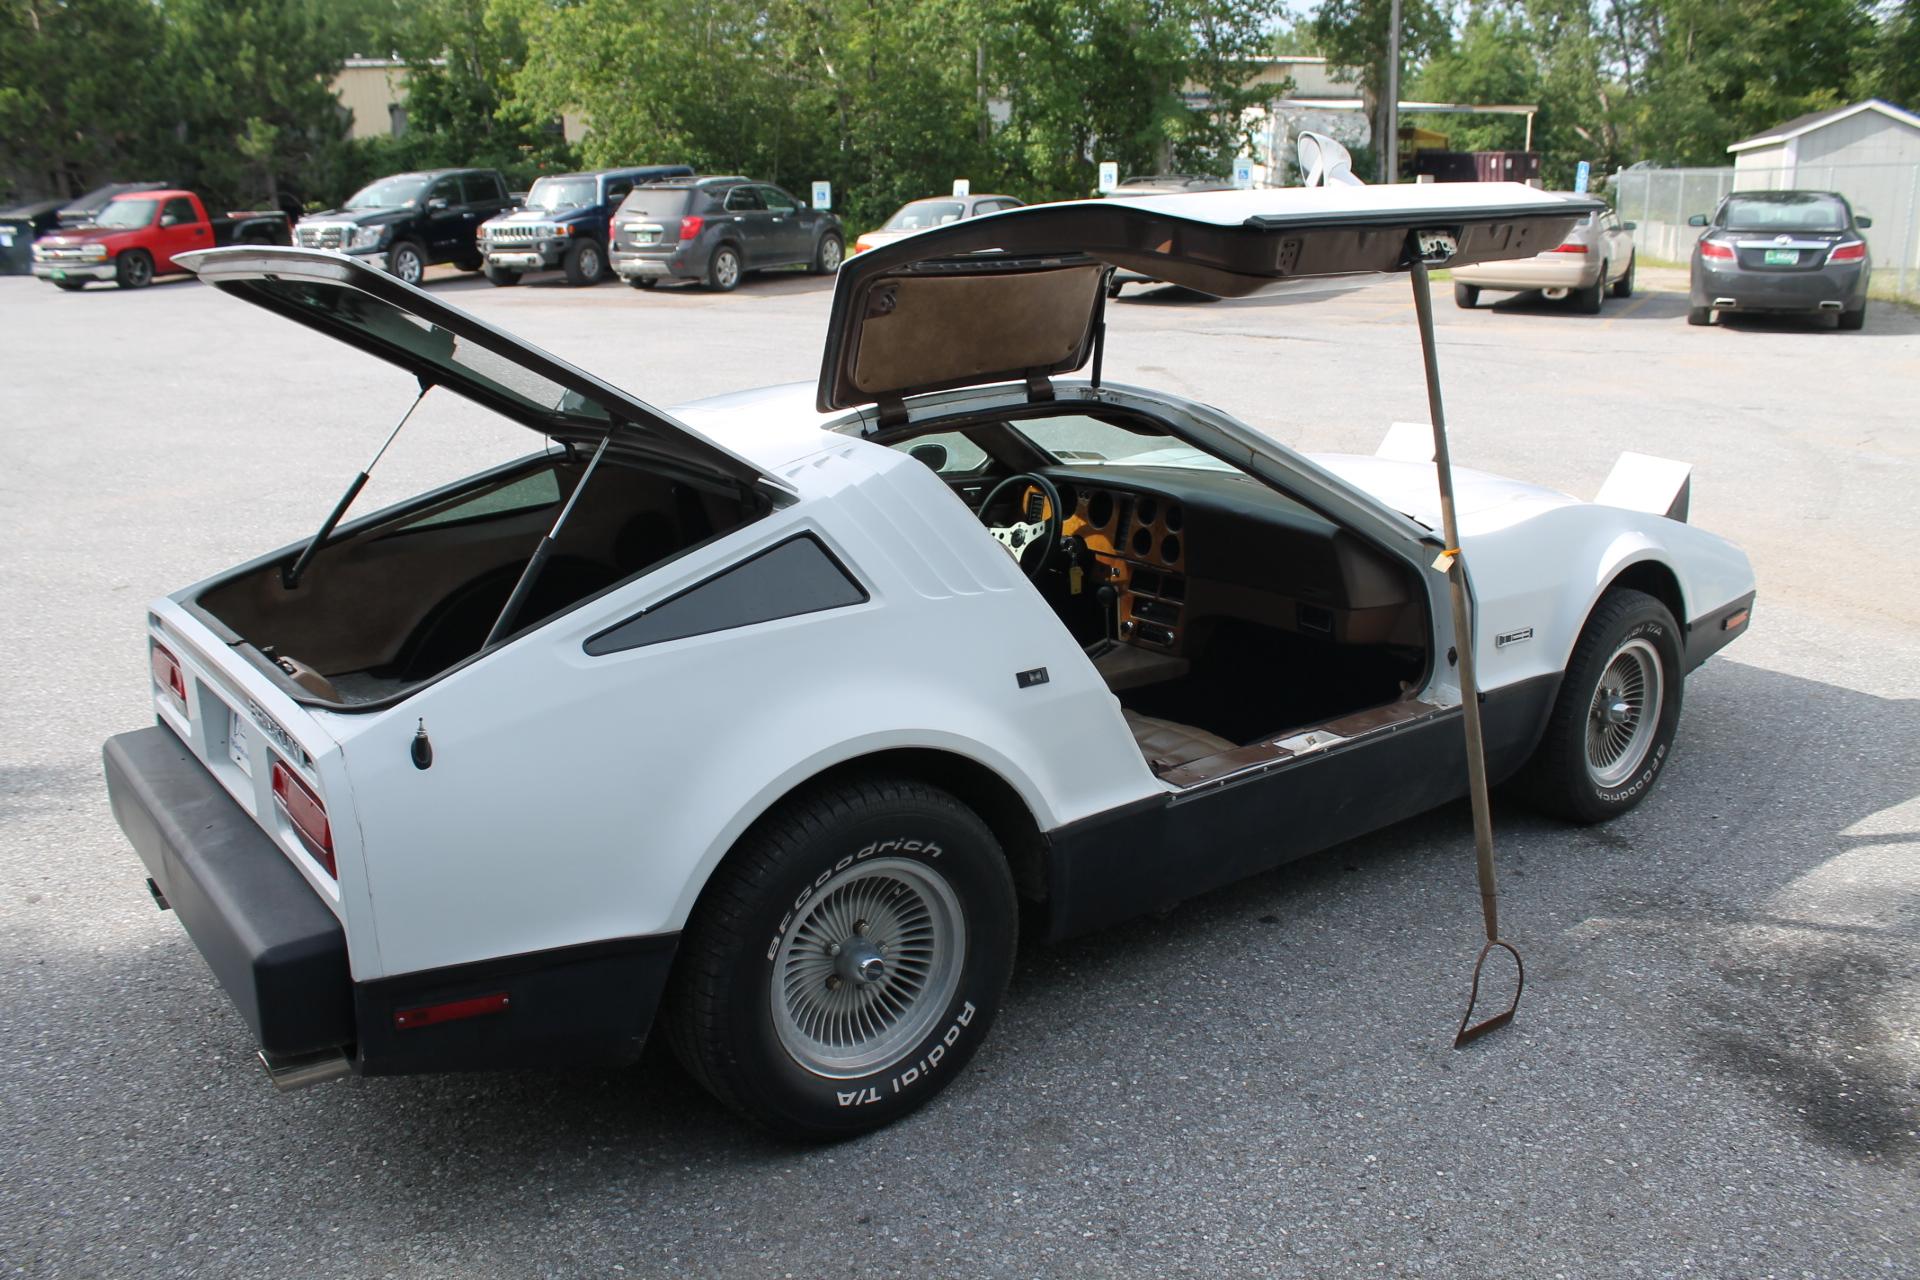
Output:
[{"xmin": 888, "ymin": 409, "xmax": 1432, "ymax": 783}]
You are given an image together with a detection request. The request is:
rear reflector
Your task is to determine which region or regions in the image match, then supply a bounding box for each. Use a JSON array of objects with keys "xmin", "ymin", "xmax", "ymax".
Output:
[
  {"xmin": 1700, "ymin": 240, "xmax": 1735, "ymax": 261},
  {"xmin": 271, "ymin": 760, "xmax": 335, "ymax": 877},
  {"xmin": 1828, "ymin": 241, "xmax": 1866, "ymax": 264},
  {"xmin": 394, "ymin": 992, "xmax": 510, "ymax": 1030},
  {"xmin": 1723, "ymin": 608, "xmax": 1750, "ymax": 630},
  {"xmin": 150, "ymin": 642, "xmax": 188, "ymax": 711},
  {"xmin": 1548, "ymin": 242, "xmax": 1587, "ymax": 254}
]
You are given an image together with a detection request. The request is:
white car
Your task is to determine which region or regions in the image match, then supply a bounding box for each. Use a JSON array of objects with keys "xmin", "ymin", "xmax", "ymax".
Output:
[{"xmin": 104, "ymin": 184, "xmax": 1754, "ymax": 1137}]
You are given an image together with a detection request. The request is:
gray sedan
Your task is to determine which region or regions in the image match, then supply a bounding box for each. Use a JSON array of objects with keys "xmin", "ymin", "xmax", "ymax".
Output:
[
  {"xmin": 1452, "ymin": 202, "xmax": 1636, "ymax": 314},
  {"xmin": 1686, "ymin": 190, "xmax": 1871, "ymax": 330}
]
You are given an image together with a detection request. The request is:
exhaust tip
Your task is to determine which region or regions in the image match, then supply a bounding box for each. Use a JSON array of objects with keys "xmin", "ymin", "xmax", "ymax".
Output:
[
  {"xmin": 1714, "ymin": 298, "xmax": 1737, "ymax": 308},
  {"xmin": 1818, "ymin": 300, "xmax": 1844, "ymax": 310},
  {"xmin": 1542, "ymin": 287, "xmax": 1569, "ymax": 300},
  {"xmin": 258, "ymin": 1048, "xmax": 352, "ymax": 1092}
]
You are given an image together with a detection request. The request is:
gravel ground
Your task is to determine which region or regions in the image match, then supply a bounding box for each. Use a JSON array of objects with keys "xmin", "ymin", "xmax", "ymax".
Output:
[{"xmin": 1, "ymin": 259, "xmax": 1915, "ymax": 1279}]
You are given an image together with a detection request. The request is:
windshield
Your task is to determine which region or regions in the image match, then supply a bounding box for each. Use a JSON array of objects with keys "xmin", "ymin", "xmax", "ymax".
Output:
[
  {"xmin": 885, "ymin": 201, "xmax": 967, "ymax": 231},
  {"xmin": 1723, "ymin": 194, "xmax": 1849, "ymax": 233},
  {"xmin": 1010, "ymin": 415, "xmax": 1239, "ymax": 474},
  {"xmin": 98, "ymin": 199, "xmax": 157, "ymax": 229},
  {"xmin": 524, "ymin": 177, "xmax": 599, "ymax": 212},
  {"xmin": 345, "ymin": 176, "xmax": 429, "ymax": 210}
]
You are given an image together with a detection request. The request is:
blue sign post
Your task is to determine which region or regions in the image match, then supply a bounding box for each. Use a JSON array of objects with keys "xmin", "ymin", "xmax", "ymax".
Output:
[{"xmin": 1574, "ymin": 161, "xmax": 1591, "ymax": 194}]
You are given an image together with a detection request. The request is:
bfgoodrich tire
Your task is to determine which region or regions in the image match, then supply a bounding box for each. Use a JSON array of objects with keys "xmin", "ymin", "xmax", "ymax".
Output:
[
  {"xmin": 665, "ymin": 775, "xmax": 1017, "ymax": 1139},
  {"xmin": 1516, "ymin": 588, "xmax": 1683, "ymax": 824}
]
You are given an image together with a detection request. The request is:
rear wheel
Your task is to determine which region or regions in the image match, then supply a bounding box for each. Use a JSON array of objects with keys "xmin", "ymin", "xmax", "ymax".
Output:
[
  {"xmin": 1610, "ymin": 254, "xmax": 1635, "ymax": 298},
  {"xmin": 1515, "ymin": 588, "xmax": 1683, "ymax": 824},
  {"xmin": 665, "ymin": 774, "xmax": 1017, "ymax": 1138},
  {"xmin": 114, "ymin": 250, "xmax": 154, "ymax": 289},
  {"xmin": 1574, "ymin": 263, "xmax": 1605, "ymax": 314},
  {"xmin": 387, "ymin": 240, "xmax": 426, "ymax": 286},
  {"xmin": 1453, "ymin": 282, "xmax": 1480, "ymax": 308},
  {"xmin": 1687, "ymin": 305, "xmax": 1713, "ymax": 327},
  {"xmin": 707, "ymin": 244, "xmax": 742, "ymax": 291},
  {"xmin": 1837, "ymin": 302, "xmax": 1866, "ymax": 331},
  {"xmin": 482, "ymin": 264, "xmax": 521, "ymax": 287},
  {"xmin": 563, "ymin": 239, "xmax": 605, "ymax": 286}
]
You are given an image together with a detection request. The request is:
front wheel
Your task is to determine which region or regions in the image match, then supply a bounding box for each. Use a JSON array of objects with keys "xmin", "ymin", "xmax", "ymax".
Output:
[
  {"xmin": 665, "ymin": 775, "xmax": 1017, "ymax": 1138},
  {"xmin": 1611, "ymin": 254, "xmax": 1635, "ymax": 298},
  {"xmin": 115, "ymin": 250, "xmax": 154, "ymax": 289},
  {"xmin": 813, "ymin": 232, "xmax": 844, "ymax": 274},
  {"xmin": 1515, "ymin": 588, "xmax": 1683, "ymax": 824},
  {"xmin": 387, "ymin": 240, "xmax": 427, "ymax": 286},
  {"xmin": 563, "ymin": 239, "xmax": 605, "ymax": 286}
]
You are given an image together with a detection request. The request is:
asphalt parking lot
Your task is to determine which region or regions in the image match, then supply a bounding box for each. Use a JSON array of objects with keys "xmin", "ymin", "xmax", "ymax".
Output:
[{"xmin": 2, "ymin": 259, "xmax": 1916, "ymax": 1279}]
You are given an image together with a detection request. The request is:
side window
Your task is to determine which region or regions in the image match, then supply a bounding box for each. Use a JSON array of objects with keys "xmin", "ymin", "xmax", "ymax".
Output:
[
  {"xmin": 461, "ymin": 174, "xmax": 499, "ymax": 204},
  {"xmin": 723, "ymin": 186, "xmax": 763, "ymax": 212},
  {"xmin": 896, "ymin": 431, "xmax": 990, "ymax": 476},
  {"xmin": 397, "ymin": 470, "xmax": 562, "ymax": 532},
  {"xmin": 161, "ymin": 197, "xmax": 196, "ymax": 227},
  {"xmin": 428, "ymin": 177, "xmax": 461, "ymax": 207},
  {"xmin": 604, "ymin": 179, "xmax": 633, "ymax": 206},
  {"xmin": 760, "ymin": 186, "xmax": 797, "ymax": 213},
  {"xmin": 584, "ymin": 535, "xmax": 867, "ymax": 656}
]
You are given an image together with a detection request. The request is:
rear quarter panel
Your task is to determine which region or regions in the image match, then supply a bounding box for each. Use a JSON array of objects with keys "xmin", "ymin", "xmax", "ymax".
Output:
[{"xmin": 339, "ymin": 440, "xmax": 1157, "ymax": 979}]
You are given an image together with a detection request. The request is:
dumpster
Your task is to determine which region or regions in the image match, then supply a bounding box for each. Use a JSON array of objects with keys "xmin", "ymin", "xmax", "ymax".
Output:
[{"xmin": 0, "ymin": 198, "xmax": 65, "ymax": 275}]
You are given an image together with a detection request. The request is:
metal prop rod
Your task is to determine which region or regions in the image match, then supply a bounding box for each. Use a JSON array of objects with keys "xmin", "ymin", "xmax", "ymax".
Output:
[
  {"xmin": 283, "ymin": 383, "xmax": 430, "ymax": 589},
  {"xmin": 483, "ymin": 432, "xmax": 614, "ymax": 649},
  {"xmin": 1406, "ymin": 255, "xmax": 1524, "ymax": 1046}
]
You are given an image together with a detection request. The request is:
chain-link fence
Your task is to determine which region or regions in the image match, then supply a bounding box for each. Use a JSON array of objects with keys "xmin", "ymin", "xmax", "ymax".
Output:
[{"xmin": 1612, "ymin": 161, "xmax": 1920, "ymax": 299}]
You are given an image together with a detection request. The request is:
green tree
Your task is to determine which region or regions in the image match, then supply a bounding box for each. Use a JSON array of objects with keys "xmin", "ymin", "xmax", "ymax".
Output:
[
  {"xmin": 1856, "ymin": 0, "xmax": 1920, "ymax": 108},
  {"xmin": 1310, "ymin": 0, "xmax": 1452, "ymax": 179}
]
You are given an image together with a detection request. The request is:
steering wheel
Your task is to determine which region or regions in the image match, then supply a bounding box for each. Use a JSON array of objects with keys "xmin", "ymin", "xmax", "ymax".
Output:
[{"xmin": 977, "ymin": 472, "xmax": 1065, "ymax": 578}]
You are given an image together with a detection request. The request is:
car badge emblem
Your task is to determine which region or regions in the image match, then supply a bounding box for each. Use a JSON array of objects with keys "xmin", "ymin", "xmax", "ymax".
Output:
[{"xmin": 1775, "ymin": 234, "xmax": 1792, "ymax": 244}]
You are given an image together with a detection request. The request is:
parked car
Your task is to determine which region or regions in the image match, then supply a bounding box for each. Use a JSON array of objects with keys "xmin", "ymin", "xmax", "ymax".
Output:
[
  {"xmin": 1451, "ymin": 201, "xmax": 1636, "ymax": 313},
  {"xmin": 477, "ymin": 165, "xmax": 693, "ymax": 287},
  {"xmin": 1100, "ymin": 174, "xmax": 1236, "ymax": 296},
  {"xmin": 103, "ymin": 180, "xmax": 1754, "ymax": 1140},
  {"xmin": 56, "ymin": 181, "xmax": 170, "ymax": 228},
  {"xmin": 0, "ymin": 198, "xmax": 66, "ymax": 275},
  {"xmin": 31, "ymin": 190, "xmax": 290, "ymax": 290},
  {"xmin": 608, "ymin": 175, "xmax": 844, "ymax": 291},
  {"xmin": 294, "ymin": 168, "xmax": 514, "ymax": 285},
  {"xmin": 1686, "ymin": 190, "xmax": 1871, "ymax": 330},
  {"xmin": 851, "ymin": 193, "xmax": 1025, "ymax": 256}
]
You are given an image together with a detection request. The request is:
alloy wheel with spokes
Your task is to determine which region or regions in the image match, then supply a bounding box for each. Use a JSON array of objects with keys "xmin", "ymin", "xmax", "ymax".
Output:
[
  {"xmin": 1585, "ymin": 637, "xmax": 1663, "ymax": 788},
  {"xmin": 773, "ymin": 858, "xmax": 964, "ymax": 1077}
]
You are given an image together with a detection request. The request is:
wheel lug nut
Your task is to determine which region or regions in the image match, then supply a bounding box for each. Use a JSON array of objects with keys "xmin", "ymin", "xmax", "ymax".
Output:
[{"xmin": 854, "ymin": 919, "xmax": 869, "ymax": 935}]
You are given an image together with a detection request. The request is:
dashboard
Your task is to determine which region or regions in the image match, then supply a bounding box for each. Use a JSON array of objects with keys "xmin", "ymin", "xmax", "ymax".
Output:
[{"xmin": 1043, "ymin": 465, "xmax": 1417, "ymax": 656}]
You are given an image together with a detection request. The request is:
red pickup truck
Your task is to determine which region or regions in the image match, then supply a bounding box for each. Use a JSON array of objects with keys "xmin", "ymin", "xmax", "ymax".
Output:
[{"xmin": 32, "ymin": 189, "xmax": 291, "ymax": 290}]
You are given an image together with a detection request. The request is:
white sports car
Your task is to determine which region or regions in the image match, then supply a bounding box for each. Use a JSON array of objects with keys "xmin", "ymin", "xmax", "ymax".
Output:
[{"xmin": 104, "ymin": 183, "xmax": 1754, "ymax": 1136}]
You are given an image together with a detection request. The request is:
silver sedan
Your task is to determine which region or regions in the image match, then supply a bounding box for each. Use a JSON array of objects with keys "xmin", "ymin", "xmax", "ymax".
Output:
[{"xmin": 1452, "ymin": 203, "xmax": 1637, "ymax": 313}]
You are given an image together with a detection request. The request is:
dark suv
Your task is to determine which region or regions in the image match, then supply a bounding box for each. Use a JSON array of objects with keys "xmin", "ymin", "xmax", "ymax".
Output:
[
  {"xmin": 477, "ymin": 164, "xmax": 692, "ymax": 286},
  {"xmin": 294, "ymin": 168, "xmax": 514, "ymax": 285},
  {"xmin": 609, "ymin": 176, "xmax": 845, "ymax": 291}
]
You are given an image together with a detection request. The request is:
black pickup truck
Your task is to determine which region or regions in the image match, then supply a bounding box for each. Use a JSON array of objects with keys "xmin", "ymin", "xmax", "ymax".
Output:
[{"xmin": 292, "ymin": 168, "xmax": 514, "ymax": 285}]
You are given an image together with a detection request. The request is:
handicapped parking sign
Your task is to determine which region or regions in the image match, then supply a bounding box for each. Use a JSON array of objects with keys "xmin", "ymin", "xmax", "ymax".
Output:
[
  {"xmin": 1233, "ymin": 158, "xmax": 1254, "ymax": 189},
  {"xmin": 811, "ymin": 181, "xmax": 831, "ymax": 210},
  {"xmin": 1574, "ymin": 161, "xmax": 1590, "ymax": 194}
]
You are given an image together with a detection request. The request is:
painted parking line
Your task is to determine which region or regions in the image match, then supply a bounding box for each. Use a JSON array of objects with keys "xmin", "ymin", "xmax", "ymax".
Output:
[{"xmin": 1602, "ymin": 294, "xmax": 1655, "ymax": 327}]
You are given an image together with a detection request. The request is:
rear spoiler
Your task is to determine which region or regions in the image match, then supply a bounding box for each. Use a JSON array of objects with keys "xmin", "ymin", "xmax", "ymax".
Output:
[{"xmin": 1375, "ymin": 427, "xmax": 1692, "ymax": 522}]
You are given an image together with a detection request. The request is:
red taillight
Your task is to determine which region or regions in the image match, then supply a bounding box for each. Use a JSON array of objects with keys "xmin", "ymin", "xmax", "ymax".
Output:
[
  {"xmin": 150, "ymin": 641, "xmax": 188, "ymax": 710},
  {"xmin": 1549, "ymin": 242, "xmax": 1587, "ymax": 254},
  {"xmin": 1700, "ymin": 240, "xmax": 1735, "ymax": 261},
  {"xmin": 678, "ymin": 215, "xmax": 703, "ymax": 241},
  {"xmin": 1828, "ymin": 241, "xmax": 1866, "ymax": 263},
  {"xmin": 272, "ymin": 760, "xmax": 335, "ymax": 878}
]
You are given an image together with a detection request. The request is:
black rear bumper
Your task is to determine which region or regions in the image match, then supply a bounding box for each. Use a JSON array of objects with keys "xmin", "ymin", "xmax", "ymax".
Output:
[
  {"xmin": 104, "ymin": 726, "xmax": 680, "ymax": 1077},
  {"xmin": 104, "ymin": 727, "xmax": 353, "ymax": 1057}
]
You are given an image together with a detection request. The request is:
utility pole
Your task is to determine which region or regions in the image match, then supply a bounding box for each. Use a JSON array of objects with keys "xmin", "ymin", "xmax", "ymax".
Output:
[{"xmin": 1385, "ymin": 0, "xmax": 1402, "ymax": 183}]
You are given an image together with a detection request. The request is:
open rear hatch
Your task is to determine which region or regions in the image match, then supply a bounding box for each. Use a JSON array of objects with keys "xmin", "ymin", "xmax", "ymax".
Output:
[{"xmin": 819, "ymin": 183, "xmax": 1601, "ymax": 413}]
